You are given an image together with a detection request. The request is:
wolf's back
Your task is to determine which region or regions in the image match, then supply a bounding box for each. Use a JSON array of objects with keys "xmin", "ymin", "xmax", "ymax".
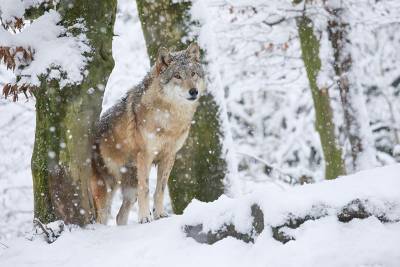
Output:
[{"xmin": 91, "ymin": 97, "xmax": 128, "ymax": 182}]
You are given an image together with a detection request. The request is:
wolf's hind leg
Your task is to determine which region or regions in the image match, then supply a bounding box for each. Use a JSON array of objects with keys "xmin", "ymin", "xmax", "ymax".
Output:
[
  {"xmin": 116, "ymin": 186, "xmax": 137, "ymax": 225},
  {"xmin": 91, "ymin": 175, "xmax": 114, "ymax": 224},
  {"xmin": 116, "ymin": 163, "xmax": 138, "ymax": 225}
]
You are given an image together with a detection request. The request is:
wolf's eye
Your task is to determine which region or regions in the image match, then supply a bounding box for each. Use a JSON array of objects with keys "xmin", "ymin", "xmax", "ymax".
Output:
[
  {"xmin": 191, "ymin": 71, "xmax": 196, "ymax": 77},
  {"xmin": 174, "ymin": 73, "xmax": 182, "ymax": 79}
]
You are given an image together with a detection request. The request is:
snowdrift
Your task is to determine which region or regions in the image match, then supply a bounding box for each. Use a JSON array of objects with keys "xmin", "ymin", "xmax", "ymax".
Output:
[{"xmin": 0, "ymin": 164, "xmax": 399, "ymax": 267}]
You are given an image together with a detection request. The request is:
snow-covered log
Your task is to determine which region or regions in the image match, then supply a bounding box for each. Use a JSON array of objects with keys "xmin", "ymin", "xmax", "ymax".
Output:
[
  {"xmin": 185, "ymin": 204, "xmax": 264, "ymax": 244},
  {"xmin": 183, "ymin": 165, "xmax": 400, "ymax": 244},
  {"xmin": 271, "ymin": 199, "xmax": 398, "ymax": 244}
]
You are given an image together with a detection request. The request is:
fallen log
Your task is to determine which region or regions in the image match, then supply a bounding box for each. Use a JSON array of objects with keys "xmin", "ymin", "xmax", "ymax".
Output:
[
  {"xmin": 184, "ymin": 204, "xmax": 264, "ymax": 244},
  {"xmin": 184, "ymin": 199, "xmax": 399, "ymax": 244}
]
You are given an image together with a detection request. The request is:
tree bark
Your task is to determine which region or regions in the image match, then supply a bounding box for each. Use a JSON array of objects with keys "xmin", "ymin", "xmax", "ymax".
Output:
[
  {"xmin": 136, "ymin": 0, "xmax": 226, "ymax": 214},
  {"xmin": 325, "ymin": 3, "xmax": 376, "ymax": 171},
  {"xmin": 297, "ymin": 15, "xmax": 345, "ymax": 179},
  {"xmin": 31, "ymin": 0, "xmax": 117, "ymax": 225}
]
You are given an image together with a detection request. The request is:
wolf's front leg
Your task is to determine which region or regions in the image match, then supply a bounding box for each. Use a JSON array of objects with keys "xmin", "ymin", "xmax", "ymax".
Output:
[
  {"xmin": 137, "ymin": 153, "xmax": 152, "ymax": 223},
  {"xmin": 154, "ymin": 154, "xmax": 175, "ymax": 220}
]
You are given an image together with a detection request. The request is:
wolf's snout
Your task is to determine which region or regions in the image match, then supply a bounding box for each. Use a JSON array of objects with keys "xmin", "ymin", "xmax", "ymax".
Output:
[{"xmin": 188, "ymin": 88, "xmax": 198, "ymax": 100}]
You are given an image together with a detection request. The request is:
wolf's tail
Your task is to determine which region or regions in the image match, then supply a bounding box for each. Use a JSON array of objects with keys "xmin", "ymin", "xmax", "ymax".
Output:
[{"xmin": 90, "ymin": 137, "xmax": 109, "ymax": 223}]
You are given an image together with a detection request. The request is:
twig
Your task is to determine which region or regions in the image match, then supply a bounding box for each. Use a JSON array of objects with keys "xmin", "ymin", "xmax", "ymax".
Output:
[
  {"xmin": 33, "ymin": 218, "xmax": 64, "ymax": 244},
  {"xmin": 0, "ymin": 241, "xmax": 9, "ymax": 249},
  {"xmin": 236, "ymin": 150, "xmax": 294, "ymax": 187},
  {"xmin": 262, "ymin": 17, "xmax": 286, "ymax": 26}
]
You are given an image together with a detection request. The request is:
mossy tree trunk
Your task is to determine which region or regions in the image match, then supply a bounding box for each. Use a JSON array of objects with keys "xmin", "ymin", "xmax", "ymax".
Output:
[
  {"xmin": 136, "ymin": 0, "xmax": 226, "ymax": 214},
  {"xmin": 31, "ymin": 0, "xmax": 116, "ymax": 225},
  {"xmin": 296, "ymin": 15, "xmax": 345, "ymax": 179}
]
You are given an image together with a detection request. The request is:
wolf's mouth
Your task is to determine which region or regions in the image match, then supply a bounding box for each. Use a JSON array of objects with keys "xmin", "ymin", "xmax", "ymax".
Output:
[{"xmin": 187, "ymin": 96, "xmax": 197, "ymax": 101}]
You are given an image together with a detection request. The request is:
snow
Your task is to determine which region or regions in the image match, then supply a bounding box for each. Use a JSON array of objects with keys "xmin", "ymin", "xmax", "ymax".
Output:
[
  {"xmin": 0, "ymin": 0, "xmax": 25, "ymax": 25},
  {"xmin": 1, "ymin": 164, "xmax": 400, "ymax": 267},
  {"xmin": 0, "ymin": 9, "xmax": 90, "ymax": 87},
  {"xmin": 0, "ymin": 0, "xmax": 47, "ymax": 24},
  {"xmin": 0, "ymin": 97, "xmax": 35, "ymax": 241},
  {"xmin": 0, "ymin": 0, "xmax": 48, "ymax": 25}
]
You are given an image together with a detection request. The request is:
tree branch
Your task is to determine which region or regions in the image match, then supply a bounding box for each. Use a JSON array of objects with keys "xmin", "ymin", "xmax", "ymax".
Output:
[{"xmin": 262, "ymin": 17, "xmax": 286, "ymax": 26}]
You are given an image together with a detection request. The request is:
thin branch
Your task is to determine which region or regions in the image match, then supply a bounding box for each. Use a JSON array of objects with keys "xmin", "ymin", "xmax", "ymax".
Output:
[
  {"xmin": 0, "ymin": 241, "xmax": 9, "ymax": 249},
  {"xmin": 236, "ymin": 150, "xmax": 293, "ymax": 183},
  {"xmin": 262, "ymin": 17, "xmax": 286, "ymax": 26},
  {"xmin": 33, "ymin": 218, "xmax": 64, "ymax": 244}
]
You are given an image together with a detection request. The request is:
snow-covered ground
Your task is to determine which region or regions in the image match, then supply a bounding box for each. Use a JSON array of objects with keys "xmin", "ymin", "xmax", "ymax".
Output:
[{"xmin": 1, "ymin": 164, "xmax": 399, "ymax": 267}]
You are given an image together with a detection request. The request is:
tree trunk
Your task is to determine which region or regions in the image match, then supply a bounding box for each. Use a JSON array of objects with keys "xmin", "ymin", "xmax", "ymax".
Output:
[
  {"xmin": 325, "ymin": 3, "xmax": 376, "ymax": 171},
  {"xmin": 297, "ymin": 15, "xmax": 345, "ymax": 179},
  {"xmin": 31, "ymin": 0, "xmax": 117, "ymax": 225},
  {"xmin": 136, "ymin": 0, "xmax": 226, "ymax": 214}
]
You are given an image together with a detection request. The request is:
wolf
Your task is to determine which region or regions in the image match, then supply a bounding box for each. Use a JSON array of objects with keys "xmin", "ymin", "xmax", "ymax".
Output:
[{"xmin": 90, "ymin": 43, "xmax": 205, "ymax": 225}]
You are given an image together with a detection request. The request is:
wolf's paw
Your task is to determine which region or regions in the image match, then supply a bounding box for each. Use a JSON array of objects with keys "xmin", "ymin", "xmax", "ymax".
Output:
[
  {"xmin": 138, "ymin": 215, "xmax": 152, "ymax": 224},
  {"xmin": 153, "ymin": 211, "xmax": 169, "ymax": 220}
]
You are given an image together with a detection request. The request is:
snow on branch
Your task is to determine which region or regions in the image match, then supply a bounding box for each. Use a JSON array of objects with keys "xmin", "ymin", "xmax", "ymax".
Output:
[
  {"xmin": 0, "ymin": 0, "xmax": 52, "ymax": 30},
  {"xmin": 0, "ymin": 2, "xmax": 90, "ymax": 101}
]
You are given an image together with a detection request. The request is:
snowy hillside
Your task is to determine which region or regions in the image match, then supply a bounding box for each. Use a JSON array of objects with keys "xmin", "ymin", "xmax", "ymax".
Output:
[{"xmin": 1, "ymin": 164, "xmax": 399, "ymax": 267}]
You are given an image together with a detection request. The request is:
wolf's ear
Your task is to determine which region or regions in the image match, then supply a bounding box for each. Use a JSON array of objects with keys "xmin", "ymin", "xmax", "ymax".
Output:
[
  {"xmin": 155, "ymin": 47, "xmax": 172, "ymax": 75},
  {"xmin": 186, "ymin": 42, "xmax": 200, "ymax": 62}
]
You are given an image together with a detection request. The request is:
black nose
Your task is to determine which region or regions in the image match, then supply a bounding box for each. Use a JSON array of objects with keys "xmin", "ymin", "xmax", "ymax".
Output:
[{"xmin": 189, "ymin": 88, "xmax": 198, "ymax": 97}]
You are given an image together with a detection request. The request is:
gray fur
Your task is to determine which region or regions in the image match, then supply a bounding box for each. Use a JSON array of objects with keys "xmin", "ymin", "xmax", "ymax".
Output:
[
  {"xmin": 95, "ymin": 97, "xmax": 127, "ymax": 139},
  {"xmin": 160, "ymin": 50, "xmax": 204, "ymax": 84},
  {"xmin": 95, "ymin": 73, "xmax": 154, "ymax": 139}
]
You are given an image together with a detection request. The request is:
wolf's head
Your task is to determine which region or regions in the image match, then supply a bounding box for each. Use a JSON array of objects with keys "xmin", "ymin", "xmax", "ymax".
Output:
[{"xmin": 154, "ymin": 43, "xmax": 206, "ymax": 103}]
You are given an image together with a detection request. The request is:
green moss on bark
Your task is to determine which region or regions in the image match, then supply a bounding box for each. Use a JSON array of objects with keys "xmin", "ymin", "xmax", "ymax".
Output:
[
  {"xmin": 297, "ymin": 16, "xmax": 345, "ymax": 179},
  {"xmin": 136, "ymin": 0, "xmax": 191, "ymax": 65},
  {"xmin": 31, "ymin": 86, "xmax": 58, "ymax": 223},
  {"xmin": 31, "ymin": 0, "xmax": 116, "ymax": 225}
]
